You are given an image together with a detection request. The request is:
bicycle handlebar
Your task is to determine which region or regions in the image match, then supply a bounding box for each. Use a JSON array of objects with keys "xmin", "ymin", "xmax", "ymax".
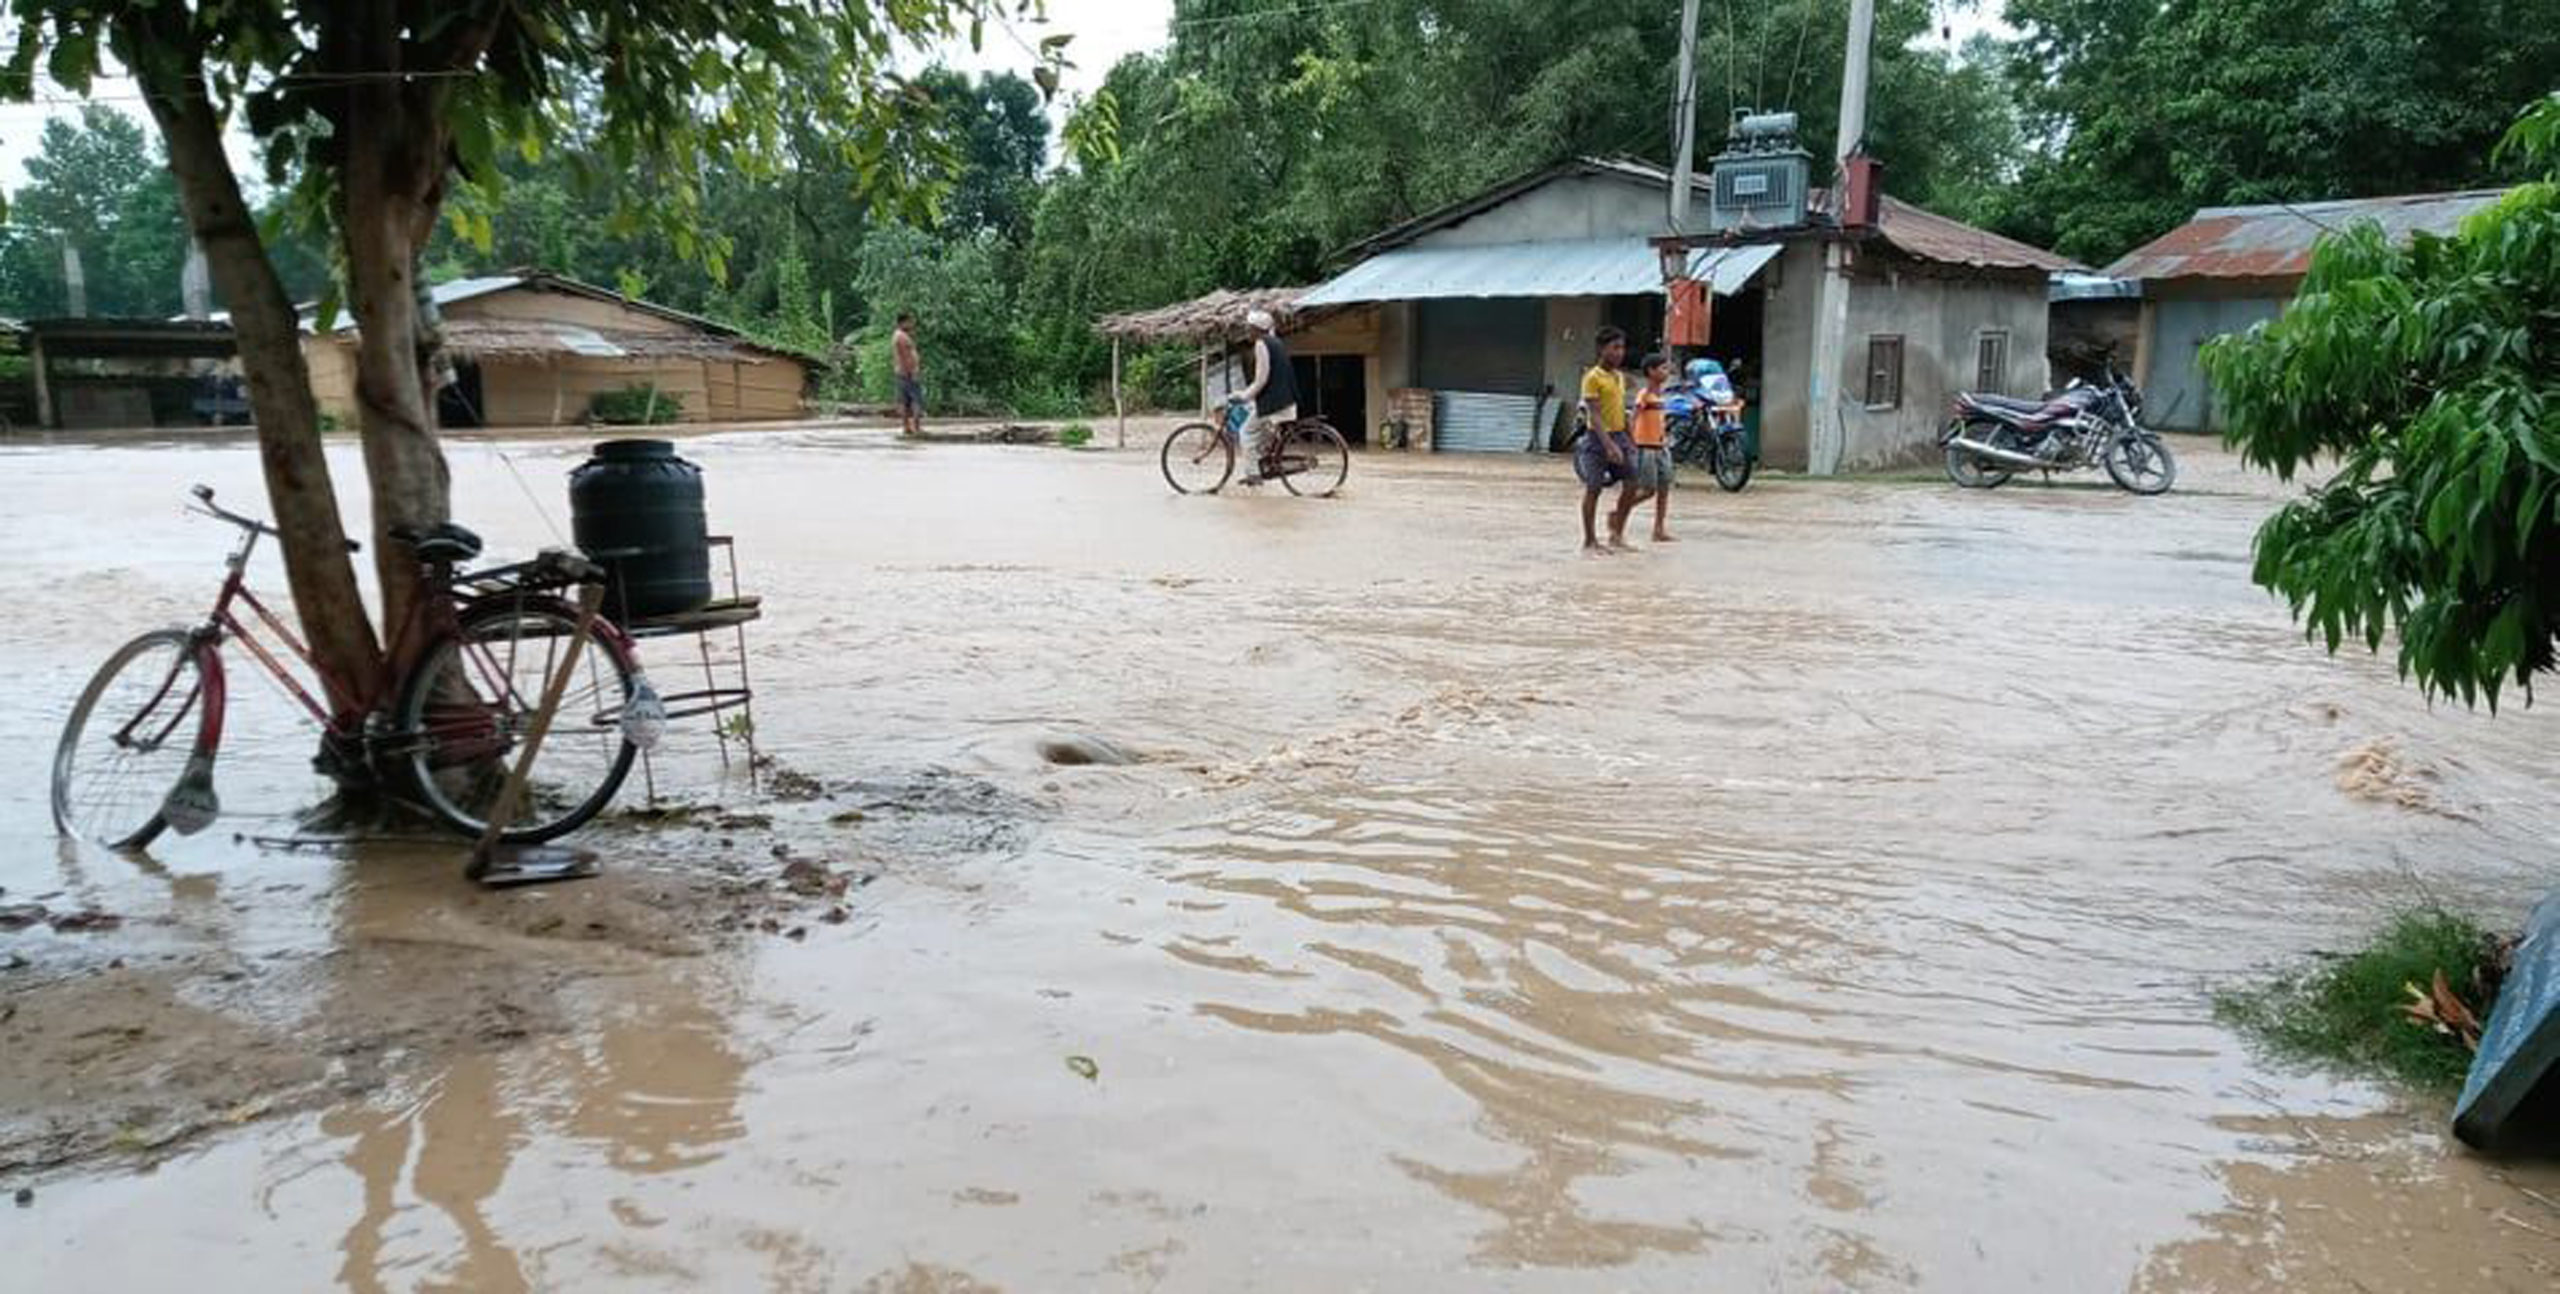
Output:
[{"xmin": 191, "ymin": 484, "xmax": 361, "ymax": 553}]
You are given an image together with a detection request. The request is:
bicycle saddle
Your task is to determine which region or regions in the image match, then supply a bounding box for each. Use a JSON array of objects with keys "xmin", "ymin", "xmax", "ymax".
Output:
[{"xmin": 392, "ymin": 521, "xmax": 485, "ymax": 565}]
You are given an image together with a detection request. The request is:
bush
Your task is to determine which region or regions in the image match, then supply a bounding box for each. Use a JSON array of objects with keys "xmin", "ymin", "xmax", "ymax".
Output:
[
  {"xmin": 589, "ymin": 382, "xmax": 684, "ymax": 426},
  {"xmin": 1119, "ymin": 344, "xmax": 1200, "ymax": 412},
  {"xmin": 2215, "ymin": 910, "xmax": 2510, "ymax": 1096},
  {"xmin": 1058, "ymin": 421, "xmax": 1093, "ymax": 447},
  {"xmin": 2206, "ymin": 95, "xmax": 2560, "ymax": 709}
]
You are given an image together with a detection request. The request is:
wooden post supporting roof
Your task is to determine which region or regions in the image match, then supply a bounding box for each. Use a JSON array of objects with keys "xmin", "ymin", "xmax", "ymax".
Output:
[{"xmin": 1111, "ymin": 336, "xmax": 1126, "ymax": 448}]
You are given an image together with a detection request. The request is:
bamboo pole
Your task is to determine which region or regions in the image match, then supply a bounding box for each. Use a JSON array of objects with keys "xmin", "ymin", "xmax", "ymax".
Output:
[{"xmin": 1112, "ymin": 335, "xmax": 1126, "ymax": 448}]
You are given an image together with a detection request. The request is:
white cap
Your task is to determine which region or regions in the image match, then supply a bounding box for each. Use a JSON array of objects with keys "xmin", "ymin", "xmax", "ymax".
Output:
[{"xmin": 1246, "ymin": 308, "xmax": 1276, "ymax": 333}]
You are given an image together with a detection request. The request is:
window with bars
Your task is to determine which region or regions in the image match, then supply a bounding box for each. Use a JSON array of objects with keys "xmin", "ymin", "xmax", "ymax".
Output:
[
  {"xmin": 1864, "ymin": 335, "xmax": 1904, "ymax": 409},
  {"xmin": 1975, "ymin": 331, "xmax": 2010, "ymax": 394}
]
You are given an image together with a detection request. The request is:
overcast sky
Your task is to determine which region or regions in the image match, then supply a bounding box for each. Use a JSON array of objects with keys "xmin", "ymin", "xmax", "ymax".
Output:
[{"xmin": 2, "ymin": 2, "xmax": 2010, "ymax": 193}]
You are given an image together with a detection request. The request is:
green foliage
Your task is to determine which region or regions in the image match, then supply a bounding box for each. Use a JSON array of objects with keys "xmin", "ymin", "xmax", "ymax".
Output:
[
  {"xmin": 1058, "ymin": 422, "xmax": 1093, "ymax": 447},
  {"xmin": 589, "ymin": 382, "xmax": 685, "ymax": 426},
  {"xmin": 0, "ymin": 104, "xmax": 185, "ymax": 318},
  {"xmin": 2206, "ymin": 96, "xmax": 2560, "ymax": 709},
  {"xmin": 1999, "ymin": 0, "xmax": 2560, "ymax": 262},
  {"xmin": 1119, "ymin": 345, "xmax": 1201, "ymax": 412},
  {"xmin": 1008, "ymin": 0, "xmax": 2020, "ymax": 409},
  {"xmin": 2215, "ymin": 910, "xmax": 2507, "ymax": 1096},
  {"xmin": 854, "ymin": 223, "xmax": 1011, "ymax": 413}
]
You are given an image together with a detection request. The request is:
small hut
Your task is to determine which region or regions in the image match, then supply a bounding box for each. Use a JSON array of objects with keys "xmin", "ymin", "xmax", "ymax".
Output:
[{"xmin": 1097, "ymin": 288, "xmax": 1387, "ymax": 447}]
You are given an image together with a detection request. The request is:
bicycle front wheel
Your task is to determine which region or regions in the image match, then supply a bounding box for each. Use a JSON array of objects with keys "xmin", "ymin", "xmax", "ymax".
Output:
[
  {"xmin": 1161, "ymin": 422, "xmax": 1234, "ymax": 495},
  {"xmin": 54, "ymin": 629, "xmax": 214, "ymax": 849},
  {"xmin": 1277, "ymin": 421, "xmax": 1350, "ymax": 497},
  {"xmin": 396, "ymin": 599, "xmax": 637, "ymax": 844}
]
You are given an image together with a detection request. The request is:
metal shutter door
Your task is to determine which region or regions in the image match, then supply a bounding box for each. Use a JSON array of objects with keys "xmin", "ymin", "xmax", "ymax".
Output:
[{"xmin": 1433, "ymin": 391, "xmax": 1541, "ymax": 453}]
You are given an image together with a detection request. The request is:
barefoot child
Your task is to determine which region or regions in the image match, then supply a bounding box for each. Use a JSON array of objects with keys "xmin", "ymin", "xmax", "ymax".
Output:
[
  {"xmin": 1628, "ymin": 353, "xmax": 1677, "ymax": 543},
  {"xmin": 1576, "ymin": 328, "xmax": 1638, "ymax": 553}
]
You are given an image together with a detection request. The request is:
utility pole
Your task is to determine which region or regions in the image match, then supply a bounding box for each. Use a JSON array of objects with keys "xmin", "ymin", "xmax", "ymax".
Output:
[
  {"xmin": 1667, "ymin": 0, "xmax": 1703, "ymax": 234},
  {"xmin": 1805, "ymin": 0, "xmax": 1876, "ymax": 477}
]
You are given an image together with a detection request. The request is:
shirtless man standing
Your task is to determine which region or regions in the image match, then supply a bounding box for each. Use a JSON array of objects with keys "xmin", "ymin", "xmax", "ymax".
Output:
[{"xmin": 893, "ymin": 312, "xmax": 923, "ymax": 437}]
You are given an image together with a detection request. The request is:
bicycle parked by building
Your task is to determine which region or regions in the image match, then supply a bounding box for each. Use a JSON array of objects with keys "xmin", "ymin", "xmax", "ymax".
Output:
[{"xmin": 52, "ymin": 485, "xmax": 651, "ymax": 850}]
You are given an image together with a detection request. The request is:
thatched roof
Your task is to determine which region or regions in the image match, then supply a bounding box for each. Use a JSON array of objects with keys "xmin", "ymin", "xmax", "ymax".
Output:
[
  {"xmin": 1096, "ymin": 287, "xmax": 1339, "ymax": 343},
  {"xmin": 434, "ymin": 318, "xmax": 787, "ymax": 364}
]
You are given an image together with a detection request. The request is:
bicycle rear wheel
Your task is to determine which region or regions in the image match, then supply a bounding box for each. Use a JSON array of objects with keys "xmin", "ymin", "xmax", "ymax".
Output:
[
  {"xmin": 1277, "ymin": 421, "xmax": 1350, "ymax": 497},
  {"xmin": 396, "ymin": 599, "xmax": 637, "ymax": 844},
  {"xmin": 1161, "ymin": 422, "xmax": 1234, "ymax": 495},
  {"xmin": 53, "ymin": 629, "xmax": 214, "ymax": 849}
]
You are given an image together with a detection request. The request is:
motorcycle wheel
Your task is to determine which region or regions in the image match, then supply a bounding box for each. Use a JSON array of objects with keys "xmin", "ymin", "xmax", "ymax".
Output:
[
  {"xmin": 1945, "ymin": 436, "xmax": 2013, "ymax": 489},
  {"xmin": 2102, "ymin": 433, "xmax": 2177, "ymax": 495},
  {"xmin": 1712, "ymin": 431, "xmax": 1754, "ymax": 492}
]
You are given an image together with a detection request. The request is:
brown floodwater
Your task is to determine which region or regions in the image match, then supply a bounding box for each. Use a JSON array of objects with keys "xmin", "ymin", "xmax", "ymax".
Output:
[{"xmin": 2, "ymin": 425, "xmax": 2556, "ymax": 1290}]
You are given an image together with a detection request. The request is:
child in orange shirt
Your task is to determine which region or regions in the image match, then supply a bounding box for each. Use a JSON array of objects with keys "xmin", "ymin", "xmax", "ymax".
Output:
[{"xmin": 1624, "ymin": 353, "xmax": 1676, "ymax": 544}]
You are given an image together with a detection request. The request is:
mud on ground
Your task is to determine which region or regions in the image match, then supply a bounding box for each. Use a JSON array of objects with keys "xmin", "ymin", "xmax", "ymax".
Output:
[{"xmin": 0, "ymin": 761, "xmax": 1034, "ymax": 1184}]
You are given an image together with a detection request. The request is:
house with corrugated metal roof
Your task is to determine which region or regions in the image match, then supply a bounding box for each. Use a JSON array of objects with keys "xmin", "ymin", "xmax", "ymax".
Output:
[
  {"xmin": 303, "ymin": 270, "xmax": 818, "ymax": 429},
  {"xmin": 2103, "ymin": 190, "xmax": 2509, "ymax": 431},
  {"xmin": 1106, "ymin": 143, "xmax": 2075, "ymax": 471}
]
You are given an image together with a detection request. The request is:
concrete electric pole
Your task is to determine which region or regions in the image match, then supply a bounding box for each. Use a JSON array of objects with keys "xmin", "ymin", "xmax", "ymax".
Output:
[
  {"xmin": 1667, "ymin": 0, "xmax": 1703, "ymax": 234},
  {"xmin": 1805, "ymin": 0, "xmax": 1876, "ymax": 476}
]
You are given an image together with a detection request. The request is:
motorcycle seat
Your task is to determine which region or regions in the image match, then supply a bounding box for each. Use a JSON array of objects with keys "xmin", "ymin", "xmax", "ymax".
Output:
[{"xmin": 1961, "ymin": 392, "xmax": 2056, "ymax": 415}]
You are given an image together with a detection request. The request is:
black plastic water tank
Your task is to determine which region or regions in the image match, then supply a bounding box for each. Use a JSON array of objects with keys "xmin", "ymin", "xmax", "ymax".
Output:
[{"xmin": 569, "ymin": 439, "xmax": 711, "ymax": 620}]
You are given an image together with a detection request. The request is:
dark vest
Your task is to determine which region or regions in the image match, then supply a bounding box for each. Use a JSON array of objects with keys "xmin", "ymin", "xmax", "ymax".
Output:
[{"xmin": 1255, "ymin": 335, "xmax": 1300, "ymax": 416}]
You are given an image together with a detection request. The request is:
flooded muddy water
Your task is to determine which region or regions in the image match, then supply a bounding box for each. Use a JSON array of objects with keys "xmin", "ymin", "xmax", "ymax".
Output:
[{"xmin": 3, "ymin": 427, "xmax": 2556, "ymax": 1290}]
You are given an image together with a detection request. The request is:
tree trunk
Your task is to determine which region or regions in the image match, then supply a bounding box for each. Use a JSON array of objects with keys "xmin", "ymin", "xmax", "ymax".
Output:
[
  {"xmin": 332, "ymin": 11, "xmax": 456, "ymax": 648},
  {"xmin": 120, "ymin": 24, "xmax": 383, "ymax": 718}
]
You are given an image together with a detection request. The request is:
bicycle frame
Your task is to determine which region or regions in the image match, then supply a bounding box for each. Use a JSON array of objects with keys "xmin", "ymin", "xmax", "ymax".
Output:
[{"xmin": 187, "ymin": 505, "xmax": 638, "ymax": 755}]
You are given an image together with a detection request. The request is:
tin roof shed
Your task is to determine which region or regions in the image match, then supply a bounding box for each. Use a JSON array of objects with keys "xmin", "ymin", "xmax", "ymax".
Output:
[{"xmin": 2103, "ymin": 189, "xmax": 2511, "ymax": 282}]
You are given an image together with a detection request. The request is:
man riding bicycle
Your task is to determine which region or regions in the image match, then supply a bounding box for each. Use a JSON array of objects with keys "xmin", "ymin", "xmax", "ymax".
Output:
[{"xmin": 1224, "ymin": 308, "xmax": 1300, "ymax": 487}]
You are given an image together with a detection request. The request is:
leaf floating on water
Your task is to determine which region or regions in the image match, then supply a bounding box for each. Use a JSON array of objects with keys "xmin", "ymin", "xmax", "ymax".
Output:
[{"xmin": 1065, "ymin": 1055, "xmax": 1099, "ymax": 1083}]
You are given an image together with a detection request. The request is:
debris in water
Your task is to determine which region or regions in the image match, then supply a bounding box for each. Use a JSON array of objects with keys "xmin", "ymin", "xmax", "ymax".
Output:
[
  {"xmin": 1038, "ymin": 734, "xmax": 1140, "ymax": 767},
  {"xmin": 2404, "ymin": 969, "xmax": 2487, "ymax": 1050},
  {"xmin": 0, "ymin": 904, "xmax": 47, "ymax": 930},
  {"xmin": 1066, "ymin": 1055, "xmax": 1100, "ymax": 1082},
  {"xmin": 780, "ymin": 859, "xmax": 849, "ymax": 897},
  {"xmin": 2335, "ymin": 739, "xmax": 2469, "ymax": 820},
  {"xmin": 829, "ymin": 809, "xmax": 868, "ymax": 824},
  {"xmin": 47, "ymin": 910, "xmax": 121, "ymax": 933},
  {"xmin": 13, "ymin": 1187, "xmax": 30, "ymax": 1208}
]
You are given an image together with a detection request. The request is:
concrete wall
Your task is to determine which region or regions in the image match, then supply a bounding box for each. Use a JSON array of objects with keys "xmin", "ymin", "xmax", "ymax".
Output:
[
  {"xmin": 1410, "ymin": 173, "xmax": 1674, "ymax": 249},
  {"xmin": 1756, "ymin": 242, "xmax": 1823, "ymax": 471},
  {"xmin": 1542, "ymin": 297, "xmax": 1605, "ymax": 437},
  {"xmin": 1830, "ymin": 264, "xmax": 2052, "ymax": 470}
]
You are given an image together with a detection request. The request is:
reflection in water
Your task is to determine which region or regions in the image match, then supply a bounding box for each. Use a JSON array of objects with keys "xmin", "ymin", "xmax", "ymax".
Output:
[{"xmin": 321, "ymin": 999, "xmax": 749, "ymax": 1292}]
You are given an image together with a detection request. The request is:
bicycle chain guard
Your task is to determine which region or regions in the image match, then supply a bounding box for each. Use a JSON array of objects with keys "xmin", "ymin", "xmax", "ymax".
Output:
[{"xmin": 161, "ymin": 752, "xmax": 221, "ymax": 836}]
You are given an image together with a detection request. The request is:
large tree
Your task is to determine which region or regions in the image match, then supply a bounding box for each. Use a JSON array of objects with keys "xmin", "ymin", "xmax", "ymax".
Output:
[
  {"xmin": 2204, "ymin": 95, "xmax": 2560, "ymax": 709},
  {"xmin": 2, "ymin": 3, "xmax": 1057, "ymax": 736},
  {"xmin": 1998, "ymin": 0, "xmax": 2560, "ymax": 263},
  {"xmin": 0, "ymin": 103, "xmax": 186, "ymax": 318}
]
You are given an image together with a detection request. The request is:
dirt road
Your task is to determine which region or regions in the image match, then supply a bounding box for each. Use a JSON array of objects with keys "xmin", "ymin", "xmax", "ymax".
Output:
[{"xmin": 3, "ymin": 428, "xmax": 2554, "ymax": 1290}]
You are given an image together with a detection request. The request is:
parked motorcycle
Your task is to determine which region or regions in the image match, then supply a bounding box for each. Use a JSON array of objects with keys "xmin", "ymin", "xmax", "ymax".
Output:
[
  {"xmin": 1666, "ymin": 359, "xmax": 1754, "ymax": 492},
  {"xmin": 1938, "ymin": 365, "xmax": 2176, "ymax": 495}
]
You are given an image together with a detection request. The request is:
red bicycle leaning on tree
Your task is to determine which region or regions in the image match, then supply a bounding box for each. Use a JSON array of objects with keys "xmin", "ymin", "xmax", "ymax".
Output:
[{"xmin": 52, "ymin": 485, "xmax": 654, "ymax": 849}]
